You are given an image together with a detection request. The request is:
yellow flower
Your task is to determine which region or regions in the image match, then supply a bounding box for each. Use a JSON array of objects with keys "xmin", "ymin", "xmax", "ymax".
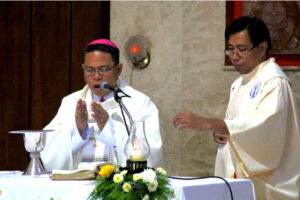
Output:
[
  {"xmin": 99, "ymin": 165, "xmax": 115, "ymax": 178},
  {"xmin": 122, "ymin": 182, "xmax": 131, "ymax": 192},
  {"xmin": 0, "ymin": 190, "xmax": 2, "ymax": 195}
]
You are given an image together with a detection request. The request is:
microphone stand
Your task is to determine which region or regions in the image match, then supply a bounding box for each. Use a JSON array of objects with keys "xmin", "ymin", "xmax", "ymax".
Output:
[
  {"xmin": 113, "ymin": 89, "xmax": 146, "ymax": 173},
  {"xmin": 113, "ymin": 90, "xmax": 132, "ymax": 136}
]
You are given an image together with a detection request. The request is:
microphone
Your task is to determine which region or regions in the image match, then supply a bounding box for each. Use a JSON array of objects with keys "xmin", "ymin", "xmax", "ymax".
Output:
[
  {"xmin": 100, "ymin": 82, "xmax": 130, "ymax": 98},
  {"xmin": 100, "ymin": 81, "xmax": 118, "ymax": 92},
  {"xmin": 100, "ymin": 81, "xmax": 132, "ymax": 136}
]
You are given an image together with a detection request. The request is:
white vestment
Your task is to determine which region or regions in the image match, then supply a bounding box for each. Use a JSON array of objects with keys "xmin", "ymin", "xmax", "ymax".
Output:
[
  {"xmin": 41, "ymin": 77, "xmax": 164, "ymax": 171},
  {"xmin": 215, "ymin": 58, "xmax": 300, "ymax": 200}
]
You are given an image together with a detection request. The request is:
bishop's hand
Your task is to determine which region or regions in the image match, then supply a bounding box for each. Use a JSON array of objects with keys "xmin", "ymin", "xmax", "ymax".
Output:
[
  {"xmin": 91, "ymin": 101, "xmax": 109, "ymax": 131},
  {"xmin": 75, "ymin": 98, "xmax": 88, "ymax": 135}
]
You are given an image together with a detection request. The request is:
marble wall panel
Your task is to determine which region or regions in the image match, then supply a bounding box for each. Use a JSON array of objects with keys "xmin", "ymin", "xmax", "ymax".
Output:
[{"xmin": 111, "ymin": 1, "xmax": 228, "ymax": 177}]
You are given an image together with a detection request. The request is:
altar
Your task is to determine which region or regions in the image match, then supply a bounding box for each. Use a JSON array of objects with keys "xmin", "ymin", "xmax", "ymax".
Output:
[{"xmin": 0, "ymin": 171, "xmax": 255, "ymax": 200}]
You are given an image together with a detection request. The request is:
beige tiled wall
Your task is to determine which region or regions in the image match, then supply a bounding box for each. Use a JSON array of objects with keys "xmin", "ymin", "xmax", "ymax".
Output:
[{"xmin": 111, "ymin": 1, "xmax": 300, "ymax": 177}]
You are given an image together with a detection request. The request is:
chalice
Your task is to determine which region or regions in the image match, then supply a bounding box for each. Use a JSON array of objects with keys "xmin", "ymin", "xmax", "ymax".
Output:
[{"xmin": 9, "ymin": 130, "xmax": 54, "ymax": 175}]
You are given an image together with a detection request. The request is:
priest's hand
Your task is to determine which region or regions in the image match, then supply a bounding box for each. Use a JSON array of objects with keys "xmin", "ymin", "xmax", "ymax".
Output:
[
  {"xmin": 172, "ymin": 112, "xmax": 230, "ymax": 135},
  {"xmin": 213, "ymin": 131, "xmax": 227, "ymax": 144},
  {"xmin": 75, "ymin": 98, "xmax": 88, "ymax": 135},
  {"xmin": 172, "ymin": 111, "xmax": 205, "ymax": 131},
  {"xmin": 91, "ymin": 101, "xmax": 109, "ymax": 131}
]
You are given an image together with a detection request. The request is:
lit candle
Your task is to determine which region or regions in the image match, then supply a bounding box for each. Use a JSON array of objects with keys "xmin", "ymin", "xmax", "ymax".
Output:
[
  {"xmin": 130, "ymin": 149, "xmax": 145, "ymax": 161},
  {"xmin": 129, "ymin": 138, "xmax": 146, "ymax": 161}
]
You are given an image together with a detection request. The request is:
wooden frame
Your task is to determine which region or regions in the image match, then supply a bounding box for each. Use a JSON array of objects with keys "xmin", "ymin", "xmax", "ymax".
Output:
[{"xmin": 225, "ymin": 1, "xmax": 300, "ymax": 69}]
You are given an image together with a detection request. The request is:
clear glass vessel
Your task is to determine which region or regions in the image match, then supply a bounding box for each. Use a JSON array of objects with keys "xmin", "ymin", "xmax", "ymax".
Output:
[{"xmin": 124, "ymin": 121, "xmax": 150, "ymax": 172}]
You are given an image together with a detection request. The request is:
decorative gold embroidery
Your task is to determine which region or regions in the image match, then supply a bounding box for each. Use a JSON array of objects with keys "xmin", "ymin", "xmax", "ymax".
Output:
[{"xmin": 93, "ymin": 128, "xmax": 98, "ymax": 148}]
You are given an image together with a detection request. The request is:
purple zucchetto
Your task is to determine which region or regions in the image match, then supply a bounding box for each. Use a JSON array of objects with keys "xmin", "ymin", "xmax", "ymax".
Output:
[{"xmin": 86, "ymin": 39, "xmax": 119, "ymax": 50}]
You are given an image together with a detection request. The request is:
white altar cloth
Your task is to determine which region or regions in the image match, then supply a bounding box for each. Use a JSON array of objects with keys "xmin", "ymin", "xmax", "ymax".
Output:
[
  {"xmin": 170, "ymin": 177, "xmax": 256, "ymax": 200},
  {"xmin": 0, "ymin": 171, "xmax": 255, "ymax": 200}
]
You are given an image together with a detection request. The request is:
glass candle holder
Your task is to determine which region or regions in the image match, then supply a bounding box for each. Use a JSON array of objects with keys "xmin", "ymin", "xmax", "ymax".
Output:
[{"xmin": 124, "ymin": 121, "xmax": 150, "ymax": 173}]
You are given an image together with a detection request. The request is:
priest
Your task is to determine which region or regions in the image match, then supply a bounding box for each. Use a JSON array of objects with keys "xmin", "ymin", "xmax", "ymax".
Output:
[{"xmin": 172, "ymin": 16, "xmax": 300, "ymax": 200}]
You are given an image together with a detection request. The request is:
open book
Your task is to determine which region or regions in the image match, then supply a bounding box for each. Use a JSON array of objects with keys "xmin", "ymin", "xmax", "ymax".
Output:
[{"xmin": 51, "ymin": 169, "xmax": 96, "ymax": 180}]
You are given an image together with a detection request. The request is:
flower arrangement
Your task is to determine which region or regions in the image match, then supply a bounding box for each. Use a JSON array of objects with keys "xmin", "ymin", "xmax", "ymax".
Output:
[{"xmin": 88, "ymin": 165, "xmax": 175, "ymax": 200}]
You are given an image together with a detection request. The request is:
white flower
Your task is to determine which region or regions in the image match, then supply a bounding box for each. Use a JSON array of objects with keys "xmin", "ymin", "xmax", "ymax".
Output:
[
  {"xmin": 133, "ymin": 173, "xmax": 141, "ymax": 181},
  {"xmin": 156, "ymin": 167, "xmax": 167, "ymax": 175},
  {"xmin": 113, "ymin": 174, "xmax": 124, "ymax": 183},
  {"xmin": 122, "ymin": 182, "xmax": 131, "ymax": 192},
  {"xmin": 142, "ymin": 194, "xmax": 150, "ymax": 200},
  {"xmin": 147, "ymin": 180, "xmax": 158, "ymax": 192},
  {"xmin": 141, "ymin": 169, "xmax": 157, "ymax": 183},
  {"xmin": 120, "ymin": 170, "xmax": 128, "ymax": 176}
]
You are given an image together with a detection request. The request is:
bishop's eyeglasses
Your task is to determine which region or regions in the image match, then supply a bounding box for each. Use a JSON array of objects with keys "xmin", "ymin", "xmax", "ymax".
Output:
[{"xmin": 83, "ymin": 65, "xmax": 116, "ymax": 76}]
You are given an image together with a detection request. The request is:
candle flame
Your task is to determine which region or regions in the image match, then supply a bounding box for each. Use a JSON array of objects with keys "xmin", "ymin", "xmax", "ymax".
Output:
[{"xmin": 130, "ymin": 138, "xmax": 145, "ymax": 161}]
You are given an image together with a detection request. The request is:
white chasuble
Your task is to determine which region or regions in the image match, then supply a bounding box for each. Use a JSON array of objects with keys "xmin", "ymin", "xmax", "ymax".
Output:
[
  {"xmin": 41, "ymin": 77, "xmax": 164, "ymax": 171},
  {"xmin": 215, "ymin": 58, "xmax": 300, "ymax": 200}
]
